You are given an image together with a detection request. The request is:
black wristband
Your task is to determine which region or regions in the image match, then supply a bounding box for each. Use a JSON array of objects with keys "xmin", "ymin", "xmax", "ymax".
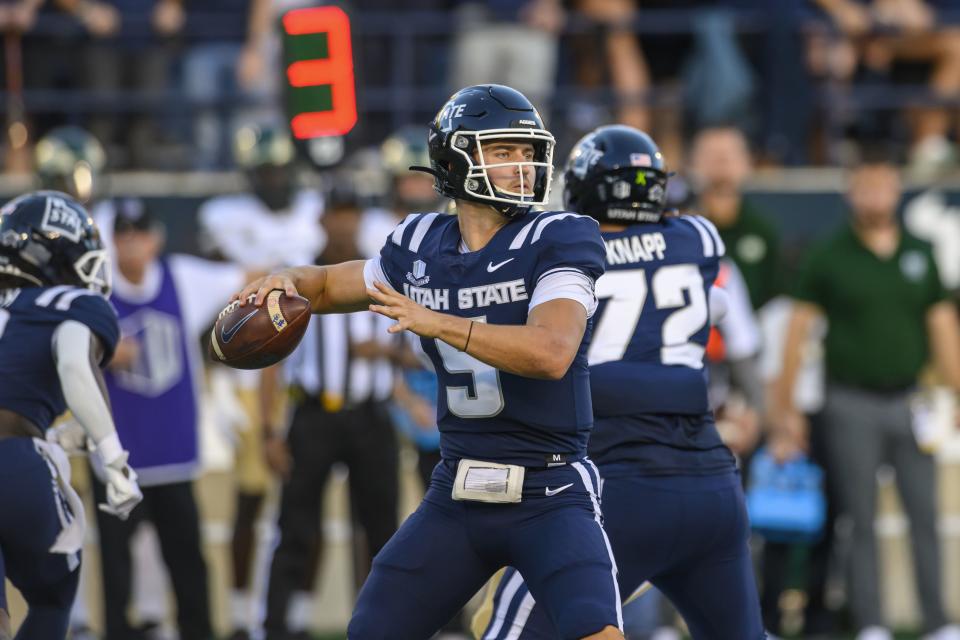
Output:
[{"xmin": 462, "ymin": 320, "xmax": 475, "ymax": 352}]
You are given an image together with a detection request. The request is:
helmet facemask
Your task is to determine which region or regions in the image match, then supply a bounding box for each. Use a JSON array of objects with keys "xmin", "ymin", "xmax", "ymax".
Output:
[
  {"xmin": 0, "ymin": 262, "xmax": 42, "ymax": 288},
  {"xmin": 450, "ymin": 128, "xmax": 555, "ymax": 210},
  {"xmin": 74, "ymin": 248, "xmax": 112, "ymax": 295}
]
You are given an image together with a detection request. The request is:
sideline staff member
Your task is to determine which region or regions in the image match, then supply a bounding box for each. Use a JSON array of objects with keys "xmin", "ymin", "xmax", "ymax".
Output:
[{"xmin": 773, "ymin": 157, "xmax": 960, "ymax": 640}]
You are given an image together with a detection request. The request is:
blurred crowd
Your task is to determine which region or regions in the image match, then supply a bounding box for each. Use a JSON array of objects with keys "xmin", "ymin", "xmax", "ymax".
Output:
[{"xmin": 4, "ymin": 0, "xmax": 960, "ymax": 173}]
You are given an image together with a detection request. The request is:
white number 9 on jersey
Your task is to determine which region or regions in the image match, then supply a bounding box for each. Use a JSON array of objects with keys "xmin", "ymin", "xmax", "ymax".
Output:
[{"xmin": 435, "ymin": 317, "xmax": 505, "ymax": 418}]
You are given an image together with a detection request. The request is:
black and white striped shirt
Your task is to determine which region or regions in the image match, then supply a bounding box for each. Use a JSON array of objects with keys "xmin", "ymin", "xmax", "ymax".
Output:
[{"xmin": 284, "ymin": 311, "xmax": 396, "ymax": 407}]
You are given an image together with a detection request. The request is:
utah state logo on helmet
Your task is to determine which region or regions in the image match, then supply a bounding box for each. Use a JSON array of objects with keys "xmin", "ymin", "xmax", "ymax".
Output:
[
  {"xmin": 564, "ymin": 125, "xmax": 669, "ymax": 224},
  {"xmin": 0, "ymin": 191, "xmax": 111, "ymax": 294},
  {"xmin": 423, "ymin": 84, "xmax": 555, "ymax": 218}
]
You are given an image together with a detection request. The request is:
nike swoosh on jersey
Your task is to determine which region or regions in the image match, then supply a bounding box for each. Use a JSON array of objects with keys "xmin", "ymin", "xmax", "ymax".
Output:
[
  {"xmin": 486, "ymin": 258, "xmax": 515, "ymax": 272},
  {"xmin": 544, "ymin": 483, "xmax": 574, "ymax": 497},
  {"xmin": 220, "ymin": 308, "xmax": 259, "ymax": 344}
]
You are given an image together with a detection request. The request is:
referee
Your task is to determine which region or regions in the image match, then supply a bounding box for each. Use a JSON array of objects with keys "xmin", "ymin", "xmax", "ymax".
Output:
[{"xmin": 262, "ymin": 188, "xmax": 402, "ymax": 640}]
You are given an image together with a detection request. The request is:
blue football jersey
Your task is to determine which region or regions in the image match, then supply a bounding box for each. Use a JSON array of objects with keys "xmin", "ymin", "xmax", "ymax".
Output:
[
  {"xmin": 586, "ymin": 215, "xmax": 736, "ymax": 474},
  {"xmin": 378, "ymin": 210, "xmax": 606, "ymax": 467},
  {"xmin": 0, "ymin": 285, "xmax": 119, "ymax": 431}
]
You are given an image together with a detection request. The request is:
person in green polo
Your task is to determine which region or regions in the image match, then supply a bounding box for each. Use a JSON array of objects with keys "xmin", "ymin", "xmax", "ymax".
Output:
[
  {"xmin": 690, "ymin": 126, "xmax": 781, "ymax": 310},
  {"xmin": 773, "ymin": 158, "xmax": 960, "ymax": 640}
]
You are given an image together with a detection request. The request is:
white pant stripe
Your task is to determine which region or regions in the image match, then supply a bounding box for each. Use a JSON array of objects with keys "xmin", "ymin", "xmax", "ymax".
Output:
[
  {"xmin": 585, "ymin": 457, "xmax": 605, "ymax": 499},
  {"xmin": 484, "ymin": 569, "xmax": 526, "ymax": 640},
  {"xmin": 571, "ymin": 461, "xmax": 624, "ymax": 631},
  {"xmin": 504, "ymin": 591, "xmax": 536, "ymax": 640}
]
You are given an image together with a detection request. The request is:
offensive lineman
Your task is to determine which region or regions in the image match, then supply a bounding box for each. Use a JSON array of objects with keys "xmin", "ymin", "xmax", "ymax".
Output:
[{"xmin": 478, "ymin": 126, "xmax": 765, "ymax": 639}]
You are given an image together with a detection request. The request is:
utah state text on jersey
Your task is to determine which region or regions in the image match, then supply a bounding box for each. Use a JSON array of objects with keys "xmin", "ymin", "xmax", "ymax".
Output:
[
  {"xmin": 402, "ymin": 278, "xmax": 529, "ymax": 311},
  {"xmin": 376, "ymin": 210, "xmax": 605, "ymax": 467}
]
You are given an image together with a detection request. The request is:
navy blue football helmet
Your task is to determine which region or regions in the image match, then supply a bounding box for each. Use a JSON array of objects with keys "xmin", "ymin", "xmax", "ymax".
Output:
[
  {"xmin": 425, "ymin": 84, "xmax": 555, "ymax": 217},
  {"xmin": 564, "ymin": 125, "xmax": 669, "ymax": 224},
  {"xmin": 0, "ymin": 191, "xmax": 111, "ymax": 294}
]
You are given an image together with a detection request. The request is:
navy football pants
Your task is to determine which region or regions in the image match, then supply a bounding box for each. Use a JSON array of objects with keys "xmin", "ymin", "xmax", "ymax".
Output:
[
  {"xmin": 348, "ymin": 459, "xmax": 622, "ymax": 640},
  {"xmin": 0, "ymin": 438, "xmax": 80, "ymax": 640},
  {"xmin": 482, "ymin": 471, "xmax": 765, "ymax": 640}
]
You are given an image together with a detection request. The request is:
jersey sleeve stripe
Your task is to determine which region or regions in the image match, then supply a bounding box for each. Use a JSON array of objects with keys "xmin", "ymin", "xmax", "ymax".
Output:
[
  {"xmin": 681, "ymin": 216, "xmax": 715, "ymax": 258},
  {"xmin": 34, "ymin": 285, "xmax": 74, "ymax": 308},
  {"xmin": 531, "ymin": 213, "xmax": 581, "ymax": 245},
  {"xmin": 507, "ymin": 212, "xmax": 548, "ymax": 250},
  {"xmin": 694, "ymin": 215, "xmax": 725, "ymax": 257},
  {"xmin": 407, "ymin": 212, "xmax": 440, "ymax": 253},
  {"xmin": 390, "ymin": 213, "xmax": 421, "ymax": 247},
  {"xmin": 536, "ymin": 266, "xmax": 588, "ymax": 283},
  {"xmin": 55, "ymin": 289, "xmax": 98, "ymax": 311}
]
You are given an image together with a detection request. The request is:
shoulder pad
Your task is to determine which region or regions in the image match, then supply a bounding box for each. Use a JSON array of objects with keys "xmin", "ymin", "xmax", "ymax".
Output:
[
  {"xmin": 387, "ymin": 212, "xmax": 446, "ymax": 252},
  {"xmin": 676, "ymin": 215, "xmax": 725, "ymax": 258},
  {"xmin": 507, "ymin": 211, "xmax": 599, "ymax": 251},
  {"xmin": 32, "ymin": 285, "xmax": 107, "ymax": 312},
  {"xmin": 0, "ymin": 288, "xmax": 20, "ymax": 308}
]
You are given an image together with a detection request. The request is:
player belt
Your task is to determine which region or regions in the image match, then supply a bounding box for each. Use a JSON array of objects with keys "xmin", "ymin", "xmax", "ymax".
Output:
[
  {"xmin": 0, "ymin": 410, "xmax": 43, "ymax": 440},
  {"xmin": 452, "ymin": 459, "xmax": 525, "ymax": 503}
]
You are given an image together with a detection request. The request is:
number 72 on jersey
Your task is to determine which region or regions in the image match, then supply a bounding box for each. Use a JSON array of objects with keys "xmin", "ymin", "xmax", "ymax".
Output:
[{"xmin": 588, "ymin": 264, "xmax": 709, "ymax": 369}]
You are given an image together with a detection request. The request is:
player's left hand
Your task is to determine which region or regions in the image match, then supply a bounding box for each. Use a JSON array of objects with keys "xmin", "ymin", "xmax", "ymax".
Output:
[
  {"xmin": 367, "ymin": 281, "xmax": 445, "ymax": 338},
  {"xmin": 97, "ymin": 453, "xmax": 143, "ymax": 520}
]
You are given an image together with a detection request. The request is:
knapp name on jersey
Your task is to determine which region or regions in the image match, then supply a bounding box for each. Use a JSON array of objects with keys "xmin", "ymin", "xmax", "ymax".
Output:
[
  {"xmin": 604, "ymin": 231, "xmax": 666, "ymax": 265},
  {"xmin": 403, "ymin": 278, "xmax": 528, "ymax": 311}
]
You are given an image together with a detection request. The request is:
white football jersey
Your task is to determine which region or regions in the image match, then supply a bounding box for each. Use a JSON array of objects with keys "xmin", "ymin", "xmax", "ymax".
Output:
[{"xmin": 198, "ymin": 189, "xmax": 325, "ymax": 271}]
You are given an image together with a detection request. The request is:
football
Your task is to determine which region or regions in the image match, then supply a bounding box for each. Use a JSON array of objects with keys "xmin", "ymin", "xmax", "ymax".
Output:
[{"xmin": 210, "ymin": 290, "xmax": 311, "ymax": 369}]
